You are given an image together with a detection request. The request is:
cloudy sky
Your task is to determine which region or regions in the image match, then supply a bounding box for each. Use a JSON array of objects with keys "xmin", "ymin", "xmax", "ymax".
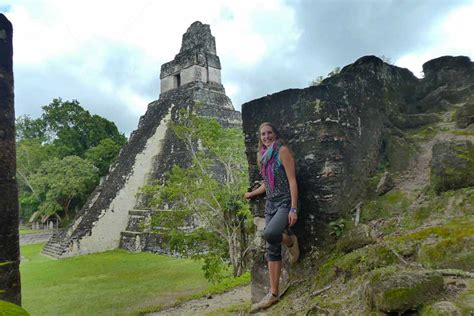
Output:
[{"xmin": 2, "ymin": 0, "xmax": 474, "ymax": 136}]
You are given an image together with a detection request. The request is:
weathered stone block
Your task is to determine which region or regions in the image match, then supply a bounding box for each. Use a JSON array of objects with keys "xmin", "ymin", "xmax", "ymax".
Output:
[
  {"xmin": 0, "ymin": 13, "xmax": 21, "ymax": 305},
  {"xmin": 385, "ymin": 135, "xmax": 416, "ymax": 172},
  {"xmin": 364, "ymin": 267, "xmax": 444, "ymax": 313},
  {"xmin": 160, "ymin": 22, "xmax": 222, "ymax": 93},
  {"xmin": 375, "ymin": 171, "xmax": 394, "ymax": 195},
  {"xmin": 431, "ymin": 140, "xmax": 474, "ymax": 193},
  {"xmin": 243, "ymin": 56, "xmax": 421, "ymax": 301},
  {"xmin": 455, "ymin": 101, "xmax": 474, "ymax": 129},
  {"xmin": 336, "ymin": 224, "xmax": 375, "ymax": 253}
]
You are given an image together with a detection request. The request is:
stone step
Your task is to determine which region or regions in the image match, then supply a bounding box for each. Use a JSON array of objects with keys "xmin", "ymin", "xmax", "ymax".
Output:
[
  {"xmin": 153, "ymin": 209, "xmax": 173, "ymax": 213},
  {"xmin": 129, "ymin": 209, "xmax": 152, "ymax": 216},
  {"xmin": 43, "ymin": 243, "xmax": 63, "ymax": 252},
  {"xmin": 121, "ymin": 231, "xmax": 145, "ymax": 236},
  {"xmin": 44, "ymin": 243, "xmax": 62, "ymax": 251},
  {"xmin": 48, "ymin": 233, "xmax": 62, "ymax": 243},
  {"xmin": 41, "ymin": 243, "xmax": 64, "ymax": 258},
  {"xmin": 42, "ymin": 249, "xmax": 62, "ymax": 256},
  {"xmin": 126, "ymin": 213, "xmax": 151, "ymax": 230},
  {"xmin": 151, "ymin": 225, "xmax": 195, "ymax": 232}
]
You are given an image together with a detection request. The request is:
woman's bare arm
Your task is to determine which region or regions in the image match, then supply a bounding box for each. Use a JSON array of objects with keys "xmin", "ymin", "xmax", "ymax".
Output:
[
  {"xmin": 244, "ymin": 183, "xmax": 266, "ymax": 199},
  {"xmin": 280, "ymin": 146, "xmax": 298, "ymax": 208},
  {"xmin": 280, "ymin": 146, "xmax": 298, "ymax": 226}
]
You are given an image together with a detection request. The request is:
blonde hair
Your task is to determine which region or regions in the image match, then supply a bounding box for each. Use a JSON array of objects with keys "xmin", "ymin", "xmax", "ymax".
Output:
[{"xmin": 256, "ymin": 122, "xmax": 284, "ymax": 170}]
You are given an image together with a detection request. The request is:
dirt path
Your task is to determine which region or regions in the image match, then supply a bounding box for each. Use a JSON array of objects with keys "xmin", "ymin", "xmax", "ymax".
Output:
[
  {"xmin": 148, "ymin": 285, "xmax": 251, "ymax": 316},
  {"xmin": 395, "ymin": 118, "xmax": 474, "ymax": 199}
]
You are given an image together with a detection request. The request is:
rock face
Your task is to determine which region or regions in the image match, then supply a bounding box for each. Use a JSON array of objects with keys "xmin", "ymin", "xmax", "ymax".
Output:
[
  {"xmin": 0, "ymin": 14, "xmax": 21, "ymax": 305},
  {"xmin": 242, "ymin": 55, "xmax": 474, "ymax": 302},
  {"xmin": 415, "ymin": 56, "xmax": 474, "ymax": 113},
  {"xmin": 43, "ymin": 21, "xmax": 241, "ymax": 258},
  {"xmin": 431, "ymin": 140, "xmax": 474, "ymax": 193},
  {"xmin": 364, "ymin": 267, "xmax": 444, "ymax": 313},
  {"xmin": 376, "ymin": 171, "xmax": 394, "ymax": 195},
  {"xmin": 456, "ymin": 101, "xmax": 474, "ymax": 128}
]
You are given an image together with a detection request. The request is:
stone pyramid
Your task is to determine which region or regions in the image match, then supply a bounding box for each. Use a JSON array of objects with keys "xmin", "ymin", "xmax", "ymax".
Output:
[{"xmin": 43, "ymin": 21, "xmax": 241, "ymax": 258}]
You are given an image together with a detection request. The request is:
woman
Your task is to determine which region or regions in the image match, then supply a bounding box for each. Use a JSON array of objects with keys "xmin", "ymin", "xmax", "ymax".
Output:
[{"xmin": 244, "ymin": 122, "xmax": 299, "ymax": 310}]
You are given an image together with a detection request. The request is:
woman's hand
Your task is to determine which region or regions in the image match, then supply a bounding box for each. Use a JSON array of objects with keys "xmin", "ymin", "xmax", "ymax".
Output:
[
  {"xmin": 243, "ymin": 192, "xmax": 253, "ymax": 200},
  {"xmin": 288, "ymin": 211, "xmax": 298, "ymax": 227},
  {"xmin": 244, "ymin": 184, "xmax": 266, "ymax": 200}
]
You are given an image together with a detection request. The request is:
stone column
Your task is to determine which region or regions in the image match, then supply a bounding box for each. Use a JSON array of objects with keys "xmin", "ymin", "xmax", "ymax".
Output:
[{"xmin": 0, "ymin": 13, "xmax": 21, "ymax": 305}]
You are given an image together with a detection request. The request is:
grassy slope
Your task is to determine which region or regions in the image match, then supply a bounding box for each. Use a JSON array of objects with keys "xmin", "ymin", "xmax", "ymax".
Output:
[{"xmin": 21, "ymin": 243, "xmax": 209, "ymax": 315}]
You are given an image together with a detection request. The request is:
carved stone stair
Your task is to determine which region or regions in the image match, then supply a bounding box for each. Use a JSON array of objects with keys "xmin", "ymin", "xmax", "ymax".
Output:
[{"xmin": 41, "ymin": 232, "xmax": 66, "ymax": 258}]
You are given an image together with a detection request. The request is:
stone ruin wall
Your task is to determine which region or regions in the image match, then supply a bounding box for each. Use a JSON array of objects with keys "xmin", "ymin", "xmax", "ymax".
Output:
[
  {"xmin": 160, "ymin": 22, "xmax": 223, "ymax": 95},
  {"xmin": 242, "ymin": 55, "xmax": 474, "ymax": 301},
  {"xmin": 0, "ymin": 13, "xmax": 21, "ymax": 305}
]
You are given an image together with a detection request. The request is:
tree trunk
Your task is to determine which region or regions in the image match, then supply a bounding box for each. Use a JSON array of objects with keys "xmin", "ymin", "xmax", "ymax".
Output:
[{"xmin": 0, "ymin": 13, "xmax": 21, "ymax": 305}]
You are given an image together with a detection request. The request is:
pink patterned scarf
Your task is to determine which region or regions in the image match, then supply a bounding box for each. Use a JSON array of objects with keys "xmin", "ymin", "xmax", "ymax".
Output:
[{"xmin": 260, "ymin": 141, "xmax": 282, "ymax": 191}]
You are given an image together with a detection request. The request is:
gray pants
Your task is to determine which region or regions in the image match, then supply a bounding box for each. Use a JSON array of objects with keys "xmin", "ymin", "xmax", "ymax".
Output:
[{"xmin": 263, "ymin": 198, "xmax": 291, "ymax": 261}]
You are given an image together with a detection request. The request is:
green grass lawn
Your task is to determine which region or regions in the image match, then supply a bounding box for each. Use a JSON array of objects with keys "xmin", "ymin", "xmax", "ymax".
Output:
[
  {"xmin": 19, "ymin": 229, "xmax": 52, "ymax": 235},
  {"xmin": 20, "ymin": 243, "xmax": 216, "ymax": 315}
]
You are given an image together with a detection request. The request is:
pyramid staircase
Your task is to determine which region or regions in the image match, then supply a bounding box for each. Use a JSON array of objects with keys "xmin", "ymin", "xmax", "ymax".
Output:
[{"xmin": 42, "ymin": 231, "xmax": 67, "ymax": 258}]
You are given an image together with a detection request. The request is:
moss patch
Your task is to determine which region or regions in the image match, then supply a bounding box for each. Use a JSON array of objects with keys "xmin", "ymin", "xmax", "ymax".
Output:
[
  {"xmin": 365, "ymin": 267, "xmax": 444, "ymax": 313},
  {"xmin": 407, "ymin": 126, "xmax": 438, "ymax": 141},
  {"xmin": 455, "ymin": 279, "xmax": 474, "ymax": 314},
  {"xmin": 431, "ymin": 141, "xmax": 474, "ymax": 193},
  {"xmin": 417, "ymin": 235, "xmax": 474, "ymax": 271},
  {"xmin": 450, "ymin": 129, "xmax": 474, "ymax": 136},
  {"xmin": 393, "ymin": 217, "xmax": 474, "ymax": 242},
  {"xmin": 316, "ymin": 244, "xmax": 398, "ymax": 287},
  {"xmin": 361, "ymin": 190, "xmax": 411, "ymax": 222}
]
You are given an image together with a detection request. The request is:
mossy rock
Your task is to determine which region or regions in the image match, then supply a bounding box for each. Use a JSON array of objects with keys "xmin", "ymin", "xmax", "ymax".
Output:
[
  {"xmin": 336, "ymin": 224, "xmax": 375, "ymax": 253},
  {"xmin": 375, "ymin": 171, "xmax": 394, "ymax": 195},
  {"xmin": 431, "ymin": 141, "xmax": 474, "ymax": 193},
  {"xmin": 420, "ymin": 301, "xmax": 461, "ymax": 316},
  {"xmin": 394, "ymin": 217, "xmax": 474, "ymax": 242},
  {"xmin": 417, "ymin": 235, "xmax": 474, "ymax": 271},
  {"xmin": 364, "ymin": 266, "xmax": 444, "ymax": 313},
  {"xmin": 384, "ymin": 135, "xmax": 417, "ymax": 172},
  {"xmin": 316, "ymin": 244, "xmax": 398, "ymax": 286},
  {"xmin": 455, "ymin": 101, "xmax": 474, "ymax": 129},
  {"xmin": 361, "ymin": 190, "xmax": 411, "ymax": 222}
]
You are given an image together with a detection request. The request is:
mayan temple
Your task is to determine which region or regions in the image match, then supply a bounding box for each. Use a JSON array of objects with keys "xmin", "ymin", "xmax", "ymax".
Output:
[{"xmin": 43, "ymin": 21, "xmax": 241, "ymax": 258}]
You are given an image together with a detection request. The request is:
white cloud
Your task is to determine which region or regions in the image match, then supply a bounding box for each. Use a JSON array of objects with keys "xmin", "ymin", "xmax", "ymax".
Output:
[
  {"xmin": 395, "ymin": 3, "xmax": 474, "ymax": 77},
  {"xmin": 3, "ymin": 0, "xmax": 473, "ymax": 134},
  {"xmin": 3, "ymin": 0, "xmax": 301, "ymax": 133}
]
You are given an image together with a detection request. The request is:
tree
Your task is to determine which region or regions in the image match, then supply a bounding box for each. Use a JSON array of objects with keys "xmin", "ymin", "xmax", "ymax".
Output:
[
  {"xmin": 30, "ymin": 156, "xmax": 99, "ymax": 221},
  {"xmin": 16, "ymin": 98, "xmax": 127, "ymax": 157},
  {"xmin": 16, "ymin": 139, "xmax": 56, "ymax": 220},
  {"xmin": 15, "ymin": 98, "xmax": 127, "ymax": 221},
  {"xmin": 85, "ymin": 138, "xmax": 122, "ymax": 177},
  {"xmin": 16, "ymin": 115, "xmax": 46, "ymax": 141},
  {"xmin": 40, "ymin": 98, "xmax": 127, "ymax": 157},
  {"xmin": 311, "ymin": 66, "xmax": 342, "ymax": 86},
  {"xmin": 142, "ymin": 108, "xmax": 252, "ymax": 282}
]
